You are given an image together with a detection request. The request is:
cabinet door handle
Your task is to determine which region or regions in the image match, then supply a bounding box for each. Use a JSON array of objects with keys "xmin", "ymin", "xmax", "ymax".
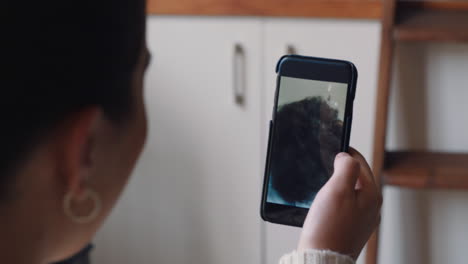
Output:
[
  {"xmin": 286, "ymin": 44, "xmax": 297, "ymax": 55},
  {"xmin": 233, "ymin": 43, "xmax": 246, "ymax": 106}
]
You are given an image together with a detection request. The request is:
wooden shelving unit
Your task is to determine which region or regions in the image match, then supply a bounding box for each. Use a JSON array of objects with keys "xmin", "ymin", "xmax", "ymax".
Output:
[
  {"xmin": 366, "ymin": 1, "xmax": 468, "ymax": 264},
  {"xmin": 384, "ymin": 152, "xmax": 468, "ymax": 189},
  {"xmin": 396, "ymin": 7, "xmax": 468, "ymax": 42}
]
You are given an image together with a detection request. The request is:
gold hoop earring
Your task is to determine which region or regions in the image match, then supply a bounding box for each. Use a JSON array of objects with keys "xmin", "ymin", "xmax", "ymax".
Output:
[{"xmin": 63, "ymin": 188, "xmax": 102, "ymax": 224}]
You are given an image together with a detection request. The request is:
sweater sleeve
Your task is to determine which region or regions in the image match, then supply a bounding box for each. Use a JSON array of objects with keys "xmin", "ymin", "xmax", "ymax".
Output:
[{"xmin": 279, "ymin": 249, "xmax": 355, "ymax": 264}]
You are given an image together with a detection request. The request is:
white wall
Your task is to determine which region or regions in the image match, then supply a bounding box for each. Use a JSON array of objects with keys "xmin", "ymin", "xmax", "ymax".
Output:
[{"xmin": 380, "ymin": 42, "xmax": 468, "ymax": 264}]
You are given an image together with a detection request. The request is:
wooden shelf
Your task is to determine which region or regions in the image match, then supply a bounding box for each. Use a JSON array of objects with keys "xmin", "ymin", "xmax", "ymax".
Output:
[
  {"xmin": 383, "ymin": 151, "xmax": 468, "ymax": 189},
  {"xmin": 395, "ymin": 6, "xmax": 468, "ymax": 42},
  {"xmin": 368, "ymin": 1, "xmax": 468, "ymax": 263},
  {"xmin": 147, "ymin": 0, "xmax": 382, "ymax": 19}
]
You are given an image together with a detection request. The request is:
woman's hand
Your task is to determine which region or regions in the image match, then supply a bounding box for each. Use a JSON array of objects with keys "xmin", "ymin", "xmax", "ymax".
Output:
[{"xmin": 297, "ymin": 148, "xmax": 382, "ymax": 260}]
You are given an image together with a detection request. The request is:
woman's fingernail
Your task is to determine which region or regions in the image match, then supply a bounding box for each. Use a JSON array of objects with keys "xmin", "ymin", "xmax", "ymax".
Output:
[{"xmin": 336, "ymin": 152, "xmax": 349, "ymax": 159}]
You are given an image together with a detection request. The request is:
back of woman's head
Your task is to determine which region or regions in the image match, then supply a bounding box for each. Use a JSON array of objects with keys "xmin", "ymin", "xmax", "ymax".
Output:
[{"xmin": 2, "ymin": 0, "xmax": 145, "ymax": 199}]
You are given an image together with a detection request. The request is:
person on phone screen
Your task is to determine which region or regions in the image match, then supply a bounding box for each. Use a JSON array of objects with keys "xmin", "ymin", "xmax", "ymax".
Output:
[
  {"xmin": 268, "ymin": 96, "xmax": 343, "ymax": 209},
  {"xmin": 2, "ymin": 1, "xmax": 382, "ymax": 264}
]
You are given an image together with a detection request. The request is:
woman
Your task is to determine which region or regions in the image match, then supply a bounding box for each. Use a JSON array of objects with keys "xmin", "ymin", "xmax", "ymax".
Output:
[{"xmin": 2, "ymin": 0, "xmax": 381, "ymax": 263}]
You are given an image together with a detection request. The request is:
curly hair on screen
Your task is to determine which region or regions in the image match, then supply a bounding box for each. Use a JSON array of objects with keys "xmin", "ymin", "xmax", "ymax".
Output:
[{"xmin": 270, "ymin": 96, "xmax": 343, "ymax": 203}]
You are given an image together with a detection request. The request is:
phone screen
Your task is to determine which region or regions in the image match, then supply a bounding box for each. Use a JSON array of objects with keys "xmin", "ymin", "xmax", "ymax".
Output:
[{"xmin": 266, "ymin": 76, "xmax": 349, "ymax": 209}]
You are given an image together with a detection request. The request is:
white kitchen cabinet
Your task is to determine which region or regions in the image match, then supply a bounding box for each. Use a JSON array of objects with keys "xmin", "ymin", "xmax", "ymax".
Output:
[
  {"xmin": 93, "ymin": 17, "xmax": 263, "ymax": 264},
  {"xmin": 262, "ymin": 18, "xmax": 381, "ymax": 264},
  {"xmin": 93, "ymin": 16, "xmax": 381, "ymax": 264}
]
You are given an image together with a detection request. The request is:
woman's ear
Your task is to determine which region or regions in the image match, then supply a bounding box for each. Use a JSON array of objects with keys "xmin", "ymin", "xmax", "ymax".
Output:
[{"xmin": 54, "ymin": 107, "xmax": 101, "ymax": 199}]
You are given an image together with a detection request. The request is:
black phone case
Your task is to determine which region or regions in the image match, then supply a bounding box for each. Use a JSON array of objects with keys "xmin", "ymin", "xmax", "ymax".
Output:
[{"xmin": 260, "ymin": 55, "xmax": 358, "ymax": 227}]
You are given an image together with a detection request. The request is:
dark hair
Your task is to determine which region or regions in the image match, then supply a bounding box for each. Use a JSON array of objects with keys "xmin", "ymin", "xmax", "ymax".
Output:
[
  {"xmin": 1, "ymin": 0, "xmax": 146, "ymax": 199},
  {"xmin": 270, "ymin": 97, "xmax": 343, "ymax": 203}
]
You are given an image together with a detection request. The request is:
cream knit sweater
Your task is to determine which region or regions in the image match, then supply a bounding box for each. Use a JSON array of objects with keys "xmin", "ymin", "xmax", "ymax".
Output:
[{"xmin": 280, "ymin": 249, "xmax": 354, "ymax": 264}]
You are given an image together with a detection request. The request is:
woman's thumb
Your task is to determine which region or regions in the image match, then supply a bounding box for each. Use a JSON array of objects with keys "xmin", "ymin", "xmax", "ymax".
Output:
[{"xmin": 328, "ymin": 152, "xmax": 360, "ymax": 191}]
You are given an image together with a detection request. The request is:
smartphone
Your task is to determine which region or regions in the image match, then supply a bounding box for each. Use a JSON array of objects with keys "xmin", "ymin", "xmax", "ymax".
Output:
[{"xmin": 260, "ymin": 55, "xmax": 357, "ymax": 227}]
